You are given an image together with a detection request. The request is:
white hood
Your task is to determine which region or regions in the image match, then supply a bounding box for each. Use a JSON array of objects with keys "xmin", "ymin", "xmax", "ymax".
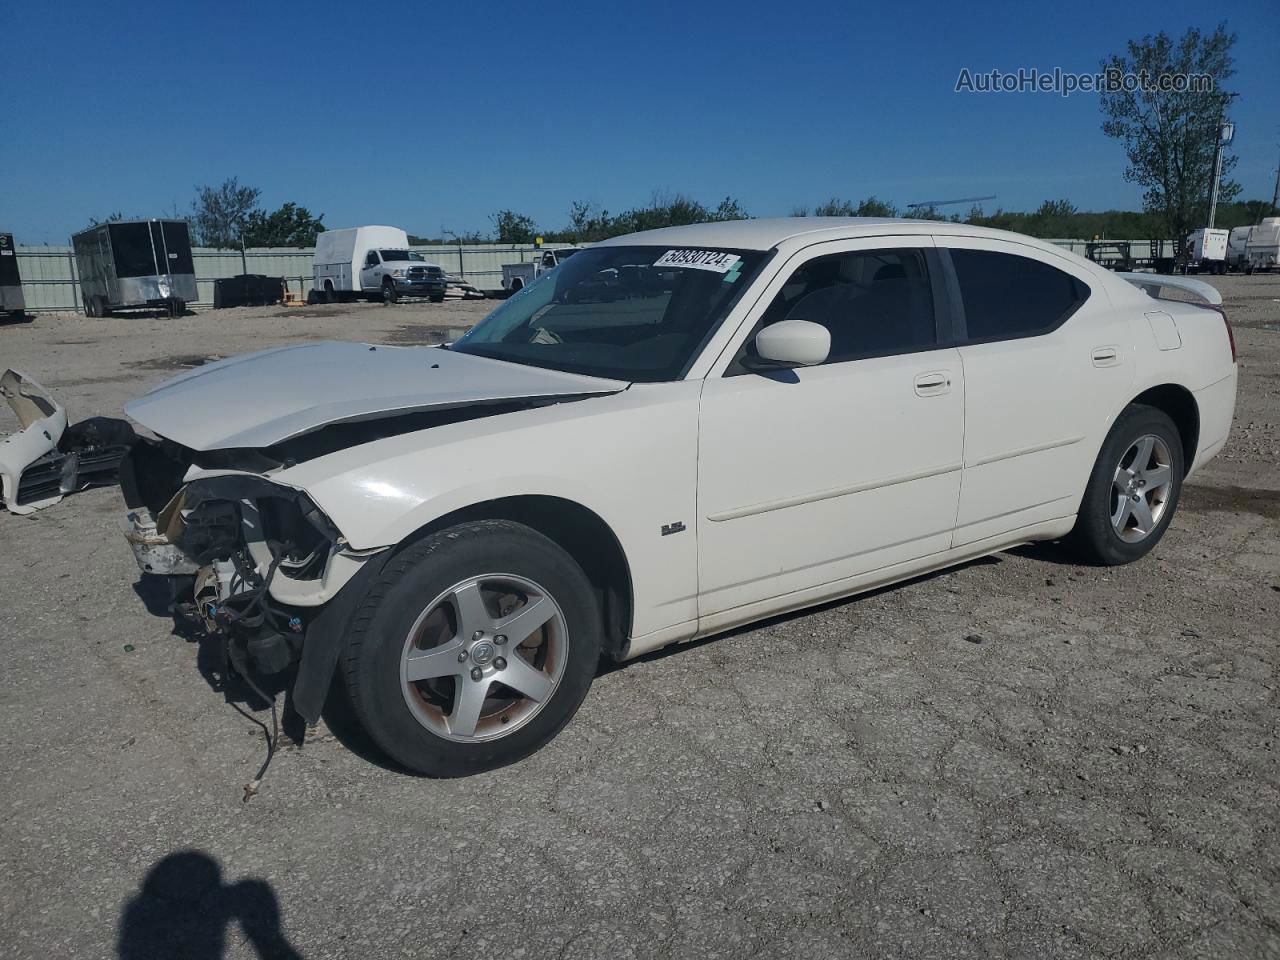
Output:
[{"xmin": 125, "ymin": 341, "xmax": 627, "ymax": 451}]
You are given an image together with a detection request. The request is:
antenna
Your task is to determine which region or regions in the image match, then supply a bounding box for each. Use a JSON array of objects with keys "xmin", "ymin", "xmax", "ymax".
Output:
[{"xmin": 905, "ymin": 195, "xmax": 997, "ymax": 210}]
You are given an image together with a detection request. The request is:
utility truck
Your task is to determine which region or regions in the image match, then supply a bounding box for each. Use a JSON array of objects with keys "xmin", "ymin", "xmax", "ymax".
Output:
[{"xmin": 311, "ymin": 226, "xmax": 447, "ymax": 304}]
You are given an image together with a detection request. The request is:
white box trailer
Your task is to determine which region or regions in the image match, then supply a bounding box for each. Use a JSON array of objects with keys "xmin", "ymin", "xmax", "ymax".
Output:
[
  {"xmin": 311, "ymin": 225, "xmax": 448, "ymax": 303},
  {"xmin": 1186, "ymin": 228, "xmax": 1229, "ymax": 274},
  {"xmin": 0, "ymin": 233, "xmax": 23, "ymax": 318},
  {"xmin": 1246, "ymin": 218, "xmax": 1280, "ymax": 273}
]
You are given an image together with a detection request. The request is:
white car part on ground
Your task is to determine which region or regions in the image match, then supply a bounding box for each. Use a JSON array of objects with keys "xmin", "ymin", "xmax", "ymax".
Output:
[{"xmin": 0, "ymin": 369, "xmax": 69, "ymax": 514}]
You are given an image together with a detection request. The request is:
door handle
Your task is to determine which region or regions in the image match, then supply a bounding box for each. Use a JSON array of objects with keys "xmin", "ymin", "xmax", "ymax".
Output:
[
  {"xmin": 914, "ymin": 371, "xmax": 952, "ymax": 397},
  {"xmin": 1091, "ymin": 346, "xmax": 1120, "ymax": 367}
]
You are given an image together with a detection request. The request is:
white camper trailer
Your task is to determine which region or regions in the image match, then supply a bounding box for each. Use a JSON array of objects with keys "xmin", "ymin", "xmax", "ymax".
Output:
[
  {"xmin": 1245, "ymin": 218, "xmax": 1280, "ymax": 273},
  {"xmin": 311, "ymin": 226, "xmax": 448, "ymax": 303},
  {"xmin": 1227, "ymin": 226, "xmax": 1252, "ymax": 271}
]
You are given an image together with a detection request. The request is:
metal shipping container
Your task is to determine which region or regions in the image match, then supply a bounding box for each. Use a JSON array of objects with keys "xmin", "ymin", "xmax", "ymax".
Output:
[
  {"xmin": 71, "ymin": 220, "xmax": 197, "ymax": 316},
  {"xmin": 0, "ymin": 233, "xmax": 24, "ymax": 316}
]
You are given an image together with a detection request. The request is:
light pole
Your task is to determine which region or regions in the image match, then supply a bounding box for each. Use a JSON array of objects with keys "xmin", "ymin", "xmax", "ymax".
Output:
[{"xmin": 1207, "ymin": 93, "xmax": 1239, "ymax": 230}]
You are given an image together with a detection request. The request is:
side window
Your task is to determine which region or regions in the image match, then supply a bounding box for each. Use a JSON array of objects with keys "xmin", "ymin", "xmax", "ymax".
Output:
[
  {"xmin": 749, "ymin": 248, "xmax": 937, "ymax": 366},
  {"xmin": 364, "ymin": 251, "xmax": 380, "ymax": 268},
  {"xmin": 949, "ymin": 249, "xmax": 1089, "ymax": 342}
]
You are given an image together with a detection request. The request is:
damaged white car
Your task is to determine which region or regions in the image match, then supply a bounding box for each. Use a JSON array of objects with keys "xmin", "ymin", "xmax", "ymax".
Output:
[{"xmin": 118, "ymin": 219, "xmax": 1238, "ymax": 776}]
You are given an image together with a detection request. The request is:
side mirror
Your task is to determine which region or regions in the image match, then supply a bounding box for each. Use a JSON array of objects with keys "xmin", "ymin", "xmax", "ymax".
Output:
[{"xmin": 751, "ymin": 319, "xmax": 830, "ymax": 368}]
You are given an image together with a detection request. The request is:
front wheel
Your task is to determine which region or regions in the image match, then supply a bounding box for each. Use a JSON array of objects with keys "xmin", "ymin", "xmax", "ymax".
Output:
[
  {"xmin": 341, "ymin": 520, "xmax": 601, "ymax": 776},
  {"xmin": 381, "ymin": 279, "xmax": 399, "ymax": 304},
  {"xmin": 1067, "ymin": 404, "xmax": 1184, "ymax": 565}
]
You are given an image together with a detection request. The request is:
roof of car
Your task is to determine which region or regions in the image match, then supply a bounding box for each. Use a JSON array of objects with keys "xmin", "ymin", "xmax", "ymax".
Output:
[{"xmin": 594, "ymin": 217, "xmax": 1059, "ymax": 254}]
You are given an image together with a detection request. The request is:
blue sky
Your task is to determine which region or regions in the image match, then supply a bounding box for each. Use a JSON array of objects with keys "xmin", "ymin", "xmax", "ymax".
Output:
[{"xmin": 3, "ymin": 0, "xmax": 1277, "ymax": 243}]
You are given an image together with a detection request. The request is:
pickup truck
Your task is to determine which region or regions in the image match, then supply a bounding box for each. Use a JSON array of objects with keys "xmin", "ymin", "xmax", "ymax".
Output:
[{"xmin": 500, "ymin": 248, "xmax": 581, "ymax": 293}]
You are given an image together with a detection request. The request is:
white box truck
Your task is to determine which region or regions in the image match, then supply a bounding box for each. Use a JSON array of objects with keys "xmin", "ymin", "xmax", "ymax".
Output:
[
  {"xmin": 311, "ymin": 226, "xmax": 448, "ymax": 304},
  {"xmin": 1245, "ymin": 217, "xmax": 1280, "ymax": 273},
  {"xmin": 1185, "ymin": 228, "xmax": 1229, "ymax": 274}
]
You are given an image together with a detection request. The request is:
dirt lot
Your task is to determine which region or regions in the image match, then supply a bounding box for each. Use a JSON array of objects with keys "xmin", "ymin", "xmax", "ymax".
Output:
[{"xmin": 1, "ymin": 280, "xmax": 1278, "ymax": 959}]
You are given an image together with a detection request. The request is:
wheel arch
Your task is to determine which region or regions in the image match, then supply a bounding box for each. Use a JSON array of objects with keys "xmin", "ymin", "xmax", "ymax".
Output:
[
  {"xmin": 390, "ymin": 494, "xmax": 634, "ymax": 660},
  {"xmin": 1127, "ymin": 383, "xmax": 1199, "ymax": 475}
]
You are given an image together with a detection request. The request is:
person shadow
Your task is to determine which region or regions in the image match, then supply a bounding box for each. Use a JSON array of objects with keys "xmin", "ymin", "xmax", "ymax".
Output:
[{"xmin": 117, "ymin": 850, "xmax": 304, "ymax": 960}]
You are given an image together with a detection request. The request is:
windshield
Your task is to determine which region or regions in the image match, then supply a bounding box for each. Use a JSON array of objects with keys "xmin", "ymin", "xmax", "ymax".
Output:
[
  {"xmin": 380, "ymin": 249, "xmax": 425, "ymax": 262},
  {"xmin": 451, "ymin": 245, "xmax": 765, "ymax": 382}
]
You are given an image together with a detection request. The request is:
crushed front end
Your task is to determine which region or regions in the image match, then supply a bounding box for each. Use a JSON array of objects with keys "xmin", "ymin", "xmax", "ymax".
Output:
[{"xmin": 118, "ymin": 438, "xmax": 386, "ymax": 720}]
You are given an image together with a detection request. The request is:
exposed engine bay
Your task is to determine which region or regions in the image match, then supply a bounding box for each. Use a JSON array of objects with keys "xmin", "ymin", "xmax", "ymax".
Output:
[{"xmin": 120, "ymin": 438, "xmax": 353, "ymax": 690}]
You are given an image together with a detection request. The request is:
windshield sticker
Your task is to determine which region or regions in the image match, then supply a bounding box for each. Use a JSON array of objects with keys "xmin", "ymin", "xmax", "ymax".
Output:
[{"xmin": 654, "ymin": 249, "xmax": 741, "ymax": 273}]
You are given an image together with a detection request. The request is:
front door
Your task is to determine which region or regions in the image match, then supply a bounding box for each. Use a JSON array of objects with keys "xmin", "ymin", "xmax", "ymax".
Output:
[
  {"xmin": 697, "ymin": 238, "xmax": 965, "ymax": 620},
  {"xmin": 359, "ymin": 250, "xmax": 382, "ymax": 290}
]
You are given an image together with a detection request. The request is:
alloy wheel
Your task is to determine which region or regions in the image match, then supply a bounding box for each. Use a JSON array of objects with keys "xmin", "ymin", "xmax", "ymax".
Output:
[
  {"xmin": 399, "ymin": 574, "xmax": 568, "ymax": 742},
  {"xmin": 1111, "ymin": 434, "xmax": 1174, "ymax": 543}
]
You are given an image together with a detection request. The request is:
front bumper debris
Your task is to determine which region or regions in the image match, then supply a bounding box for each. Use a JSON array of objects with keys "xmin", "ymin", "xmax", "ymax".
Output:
[{"xmin": 1, "ymin": 369, "xmax": 134, "ymax": 514}]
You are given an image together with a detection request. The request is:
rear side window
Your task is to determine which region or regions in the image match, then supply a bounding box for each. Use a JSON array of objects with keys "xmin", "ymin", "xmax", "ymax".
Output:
[
  {"xmin": 949, "ymin": 249, "xmax": 1089, "ymax": 342},
  {"xmin": 749, "ymin": 248, "xmax": 937, "ymax": 366}
]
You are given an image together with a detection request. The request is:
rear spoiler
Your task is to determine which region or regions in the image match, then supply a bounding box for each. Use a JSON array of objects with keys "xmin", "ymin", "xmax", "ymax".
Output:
[{"xmin": 1117, "ymin": 272, "xmax": 1223, "ymax": 307}]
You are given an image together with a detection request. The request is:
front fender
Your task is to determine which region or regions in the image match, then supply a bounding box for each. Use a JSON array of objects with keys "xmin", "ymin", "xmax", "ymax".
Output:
[{"xmin": 275, "ymin": 383, "xmax": 702, "ymax": 638}]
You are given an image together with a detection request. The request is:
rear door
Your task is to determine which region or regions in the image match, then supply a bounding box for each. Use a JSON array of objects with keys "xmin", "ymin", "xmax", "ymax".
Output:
[
  {"xmin": 939, "ymin": 238, "xmax": 1133, "ymax": 546},
  {"xmin": 696, "ymin": 237, "xmax": 965, "ymax": 619}
]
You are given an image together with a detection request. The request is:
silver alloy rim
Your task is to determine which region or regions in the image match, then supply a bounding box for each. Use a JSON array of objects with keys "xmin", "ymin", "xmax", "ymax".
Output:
[
  {"xmin": 1111, "ymin": 434, "xmax": 1174, "ymax": 543},
  {"xmin": 399, "ymin": 573, "xmax": 567, "ymax": 742}
]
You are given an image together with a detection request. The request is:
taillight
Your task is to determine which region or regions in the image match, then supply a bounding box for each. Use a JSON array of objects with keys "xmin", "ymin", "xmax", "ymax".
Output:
[{"xmin": 1216, "ymin": 306, "xmax": 1237, "ymax": 363}]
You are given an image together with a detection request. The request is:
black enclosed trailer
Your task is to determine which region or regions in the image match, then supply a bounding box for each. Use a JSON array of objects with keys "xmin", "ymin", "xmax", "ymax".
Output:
[
  {"xmin": 0, "ymin": 233, "xmax": 24, "ymax": 318},
  {"xmin": 71, "ymin": 220, "xmax": 197, "ymax": 317}
]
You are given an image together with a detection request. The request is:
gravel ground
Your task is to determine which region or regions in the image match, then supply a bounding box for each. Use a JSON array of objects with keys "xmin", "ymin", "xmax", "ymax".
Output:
[{"xmin": 1, "ymin": 280, "xmax": 1278, "ymax": 959}]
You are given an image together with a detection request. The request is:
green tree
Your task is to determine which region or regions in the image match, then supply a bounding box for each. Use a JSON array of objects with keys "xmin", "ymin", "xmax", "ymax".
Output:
[
  {"xmin": 191, "ymin": 177, "xmax": 261, "ymax": 248},
  {"xmin": 1099, "ymin": 24, "xmax": 1239, "ymax": 242},
  {"xmin": 813, "ymin": 197, "xmax": 856, "ymax": 216},
  {"xmin": 855, "ymin": 196, "xmax": 898, "ymax": 217},
  {"xmin": 491, "ymin": 210, "xmax": 537, "ymax": 244},
  {"xmin": 708, "ymin": 196, "xmax": 750, "ymax": 221},
  {"xmin": 241, "ymin": 202, "xmax": 325, "ymax": 247}
]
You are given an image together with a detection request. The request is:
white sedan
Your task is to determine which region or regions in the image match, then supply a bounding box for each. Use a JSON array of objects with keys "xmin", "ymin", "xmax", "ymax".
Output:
[{"xmin": 119, "ymin": 218, "xmax": 1238, "ymax": 776}]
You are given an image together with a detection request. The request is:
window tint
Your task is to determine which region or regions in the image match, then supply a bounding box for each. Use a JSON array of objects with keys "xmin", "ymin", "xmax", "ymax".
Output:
[
  {"xmin": 365, "ymin": 251, "xmax": 380, "ymax": 267},
  {"xmin": 752, "ymin": 248, "xmax": 936, "ymax": 365},
  {"xmin": 949, "ymin": 249, "xmax": 1089, "ymax": 341}
]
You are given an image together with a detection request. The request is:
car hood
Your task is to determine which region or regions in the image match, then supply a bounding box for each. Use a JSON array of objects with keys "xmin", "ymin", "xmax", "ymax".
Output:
[{"xmin": 125, "ymin": 341, "xmax": 628, "ymax": 451}]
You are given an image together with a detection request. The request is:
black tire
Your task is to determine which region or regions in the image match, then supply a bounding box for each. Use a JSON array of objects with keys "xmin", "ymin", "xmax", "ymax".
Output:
[
  {"xmin": 341, "ymin": 520, "xmax": 601, "ymax": 776},
  {"xmin": 83, "ymin": 296, "xmax": 96, "ymax": 318},
  {"xmin": 381, "ymin": 279, "xmax": 398, "ymax": 305},
  {"xmin": 1067, "ymin": 404, "xmax": 1184, "ymax": 565},
  {"xmin": 430, "ymin": 293, "xmax": 445, "ymax": 303}
]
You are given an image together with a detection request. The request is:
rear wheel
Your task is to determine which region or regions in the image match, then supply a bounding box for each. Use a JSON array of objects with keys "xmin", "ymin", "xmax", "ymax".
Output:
[
  {"xmin": 341, "ymin": 520, "xmax": 601, "ymax": 776},
  {"xmin": 1068, "ymin": 404, "xmax": 1184, "ymax": 565}
]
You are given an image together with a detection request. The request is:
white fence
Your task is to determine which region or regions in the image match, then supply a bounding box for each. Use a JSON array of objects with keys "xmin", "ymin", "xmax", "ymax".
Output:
[
  {"xmin": 11, "ymin": 243, "xmax": 563, "ymax": 313},
  {"xmin": 12, "ymin": 237, "xmax": 1180, "ymax": 314}
]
